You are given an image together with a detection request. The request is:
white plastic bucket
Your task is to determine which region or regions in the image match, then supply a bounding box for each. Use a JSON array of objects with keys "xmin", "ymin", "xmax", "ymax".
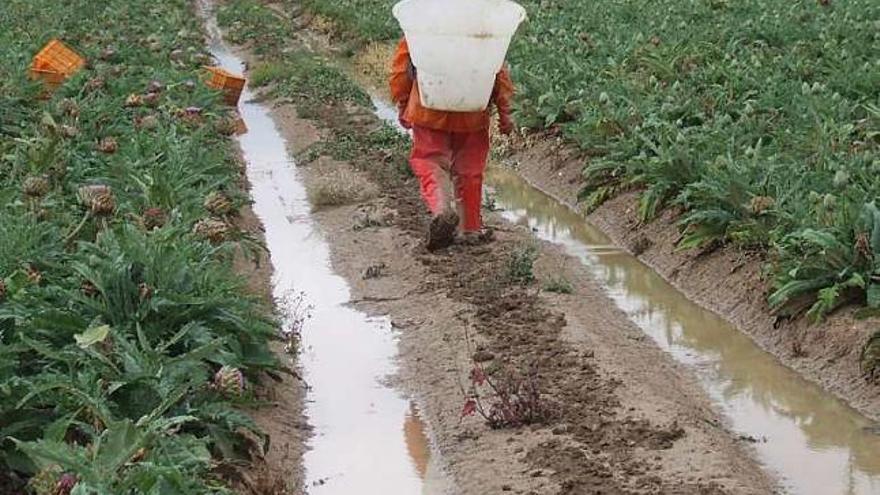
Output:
[{"xmin": 393, "ymin": 0, "xmax": 526, "ymax": 112}]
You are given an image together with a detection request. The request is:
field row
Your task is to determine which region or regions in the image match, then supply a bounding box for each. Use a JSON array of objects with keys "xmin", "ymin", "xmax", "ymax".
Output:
[{"xmin": 0, "ymin": 1, "xmax": 278, "ymax": 492}]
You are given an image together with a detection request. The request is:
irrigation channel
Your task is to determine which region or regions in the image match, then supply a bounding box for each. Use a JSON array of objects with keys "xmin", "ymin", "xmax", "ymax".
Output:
[
  {"xmin": 365, "ymin": 86, "xmax": 880, "ymax": 494},
  {"xmin": 200, "ymin": 5, "xmax": 449, "ymax": 494},
  {"xmin": 486, "ymin": 167, "xmax": 880, "ymax": 495}
]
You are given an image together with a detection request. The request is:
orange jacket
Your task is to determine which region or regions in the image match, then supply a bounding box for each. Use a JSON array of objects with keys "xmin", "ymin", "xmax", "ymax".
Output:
[{"xmin": 390, "ymin": 38, "xmax": 514, "ymax": 133}]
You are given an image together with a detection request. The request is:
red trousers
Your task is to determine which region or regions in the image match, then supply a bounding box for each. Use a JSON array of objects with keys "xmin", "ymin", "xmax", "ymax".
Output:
[{"xmin": 409, "ymin": 126, "xmax": 490, "ymax": 232}]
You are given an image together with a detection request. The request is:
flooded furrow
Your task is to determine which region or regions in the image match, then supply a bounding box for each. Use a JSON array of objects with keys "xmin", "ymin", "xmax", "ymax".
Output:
[
  {"xmin": 200, "ymin": 5, "xmax": 447, "ymax": 494},
  {"xmin": 366, "ymin": 92, "xmax": 880, "ymax": 494},
  {"xmin": 487, "ymin": 168, "xmax": 880, "ymax": 495}
]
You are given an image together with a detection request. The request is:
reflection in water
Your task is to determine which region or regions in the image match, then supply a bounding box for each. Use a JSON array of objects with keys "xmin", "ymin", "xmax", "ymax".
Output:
[
  {"xmin": 405, "ymin": 404, "xmax": 430, "ymax": 480},
  {"xmin": 199, "ymin": 4, "xmax": 444, "ymax": 493},
  {"xmin": 487, "ymin": 167, "xmax": 880, "ymax": 495}
]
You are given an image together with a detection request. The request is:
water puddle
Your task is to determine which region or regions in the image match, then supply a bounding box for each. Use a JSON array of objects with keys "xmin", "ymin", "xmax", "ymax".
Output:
[
  {"xmin": 199, "ymin": 5, "xmax": 448, "ymax": 493},
  {"xmin": 487, "ymin": 167, "xmax": 880, "ymax": 495},
  {"xmin": 364, "ymin": 93, "xmax": 880, "ymax": 493}
]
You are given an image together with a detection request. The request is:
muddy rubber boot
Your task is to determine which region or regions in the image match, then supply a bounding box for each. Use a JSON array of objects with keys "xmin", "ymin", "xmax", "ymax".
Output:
[{"xmin": 426, "ymin": 211, "xmax": 459, "ymax": 251}]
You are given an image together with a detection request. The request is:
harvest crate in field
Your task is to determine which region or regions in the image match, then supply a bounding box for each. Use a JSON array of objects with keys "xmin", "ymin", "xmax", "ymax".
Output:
[
  {"xmin": 29, "ymin": 39, "xmax": 85, "ymax": 88},
  {"xmin": 205, "ymin": 66, "xmax": 246, "ymax": 105}
]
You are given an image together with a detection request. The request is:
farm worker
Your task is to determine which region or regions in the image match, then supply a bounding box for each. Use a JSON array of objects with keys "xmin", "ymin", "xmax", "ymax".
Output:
[{"xmin": 390, "ymin": 37, "xmax": 515, "ymax": 250}]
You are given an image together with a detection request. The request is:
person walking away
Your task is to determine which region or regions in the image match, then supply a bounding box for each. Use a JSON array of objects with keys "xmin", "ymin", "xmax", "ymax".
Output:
[{"xmin": 390, "ymin": 37, "xmax": 515, "ymax": 250}]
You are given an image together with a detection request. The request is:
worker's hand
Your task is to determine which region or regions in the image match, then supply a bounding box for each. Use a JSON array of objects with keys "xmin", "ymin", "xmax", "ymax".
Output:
[
  {"xmin": 398, "ymin": 103, "xmax": 412, "ymax": 130},
  {"xmin": 498, "ymin": 112, "xmax": 515, "ymax": 136}
]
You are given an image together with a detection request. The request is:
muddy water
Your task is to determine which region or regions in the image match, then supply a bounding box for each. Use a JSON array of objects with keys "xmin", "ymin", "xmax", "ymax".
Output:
[
  {"xmin": 358, "ymin": 90, "xmax": 880, "ymax": 493},
  {"xmin": 487, "ymin": 167, "xmax": 880, "ymax": 495},
  {"xmin": 199, "ymin": 5, "xmax": 449, "ymax": 494}
]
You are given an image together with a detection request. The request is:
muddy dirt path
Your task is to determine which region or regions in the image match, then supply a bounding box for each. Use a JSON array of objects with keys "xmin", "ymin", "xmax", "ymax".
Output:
[
  {"xmin": 354, "ymin": 40, "xmax": 880, "ymax": 494},
  {"xmin": 285, "ymin": 125, "xmax": 777, "ymax": 494}
]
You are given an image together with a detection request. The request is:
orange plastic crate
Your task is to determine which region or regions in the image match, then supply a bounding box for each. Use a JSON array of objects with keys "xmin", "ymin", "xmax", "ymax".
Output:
[
  {"xmin": 29, "ymin": 39, "xmax": 85, "ymax": 89},
  {"xmin": 205, "ymin": 66, "xmax": 246, "ymax": 106}
]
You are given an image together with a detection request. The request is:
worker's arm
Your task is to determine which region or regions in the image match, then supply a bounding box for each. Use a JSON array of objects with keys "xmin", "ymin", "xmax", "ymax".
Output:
[
  {"xmin": 389, "ymin": 38, "xmax": 414, "ymax": 108},
  {"xmin": 492, "ymin": 64, "xmax": 515, "ymax": 134}
]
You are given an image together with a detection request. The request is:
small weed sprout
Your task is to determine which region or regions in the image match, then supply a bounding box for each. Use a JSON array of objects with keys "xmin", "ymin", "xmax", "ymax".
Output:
[
  {"xmin": 278, "ymin": 290, "xmax": 313, "ymax": 354},
  {"xmin": 544, "ymin": 276, "xmax": 573, "ymax": 294},
  {"xmin": 507, "ymin": 245, "xmax": 538, "ymax": 284},
  {"xmin": 249, "ymin": 62, "xmax": 293, "ymax": 87},
  {"xmin": 482, "ymin": 188, "xmax": 498, "ymax": 212},
  {"xmin": 307, "ymin": 167, "xmax": 375, "ymax": 210},
  {"xmin": 461, "ymin": 362, "xmax": 545, "ymax": 429}
]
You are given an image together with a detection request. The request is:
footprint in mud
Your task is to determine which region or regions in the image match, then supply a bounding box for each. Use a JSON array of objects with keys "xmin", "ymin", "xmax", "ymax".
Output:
[{"xmin": 352, "ymin": 206, "xmax": 395, "ymax": 231}]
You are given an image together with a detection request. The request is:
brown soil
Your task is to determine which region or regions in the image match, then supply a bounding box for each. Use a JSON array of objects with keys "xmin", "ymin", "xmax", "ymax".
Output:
[
  {"xmin": 503, "ymin": 134, "xmax": 880, "ymax": 422},
  {"xmin": 238, "ymin": 344, "xmax": 308, "ymax": 495},
  {"xmin": 226, "ymin": 35, "xmax": 781, "ymax": 495},
  {"xmin": 0, "ymin": 472, "xmax": 25, "ymax": 494}
]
